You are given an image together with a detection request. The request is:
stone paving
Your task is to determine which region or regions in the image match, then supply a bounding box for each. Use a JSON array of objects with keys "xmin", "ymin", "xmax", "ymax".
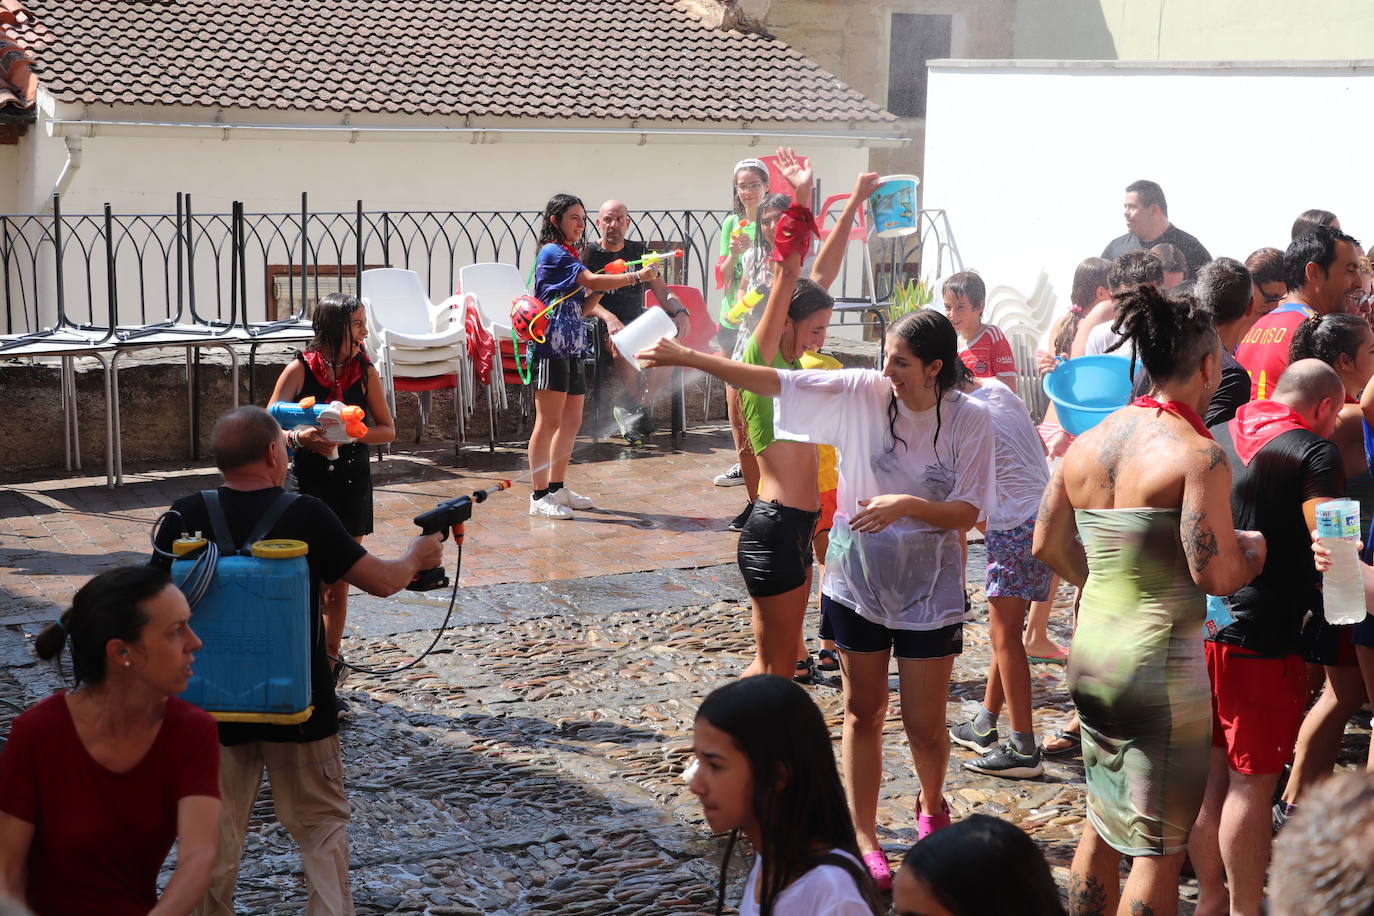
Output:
[{"xmin": 1, "ymin": 424, "xmax": 1370, "ymax": 914}]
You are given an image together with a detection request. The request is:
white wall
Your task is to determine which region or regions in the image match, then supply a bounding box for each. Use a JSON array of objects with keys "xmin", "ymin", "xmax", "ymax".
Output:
[
  {"xmin": 0, "ymin": 144, "xmax": 17, "ymax": 213},
  {"xmin": 922, "ymin": 61, "xmax": 1374, "ymax": 339},
  {"xmin": 6, "ymin": 125, "xmax": 873, "ymax": 332}
]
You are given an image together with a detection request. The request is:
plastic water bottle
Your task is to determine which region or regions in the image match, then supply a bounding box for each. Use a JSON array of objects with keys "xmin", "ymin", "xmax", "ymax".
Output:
[{"xmin": 1315, "ymin": 499, "xmax": 1368, "ymax": 625}]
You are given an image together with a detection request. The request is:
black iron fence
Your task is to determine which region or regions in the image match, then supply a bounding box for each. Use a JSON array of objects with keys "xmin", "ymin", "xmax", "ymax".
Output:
[{"xmin": 1, "ymin": 193, "xmax": 944, "ymax": 342}]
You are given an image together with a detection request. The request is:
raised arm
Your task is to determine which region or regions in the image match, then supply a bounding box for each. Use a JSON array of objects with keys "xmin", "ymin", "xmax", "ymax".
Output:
[
  {"xmin": 1180, "ymin": 443, "xmax": 1265, "ymax": 595},
  {"xmin": 810, "ymin": 172, "xmax": 879, "ymax": 290}
]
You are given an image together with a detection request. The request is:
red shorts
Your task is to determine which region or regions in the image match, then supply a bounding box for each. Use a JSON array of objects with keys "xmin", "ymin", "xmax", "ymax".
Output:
[
  {"xmin": 1206, "ymin": 641, "xmax": 1308, "ymax": 775},
  {"xmin": 816, "ymin": 489, "xmax": 837, "ymax": 536}
]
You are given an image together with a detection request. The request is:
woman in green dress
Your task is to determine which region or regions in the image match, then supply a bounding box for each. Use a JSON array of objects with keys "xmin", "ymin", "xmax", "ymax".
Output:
[{"xmin": 1033, "ymin": 285, "xmax": 1266, "ymax": 916}]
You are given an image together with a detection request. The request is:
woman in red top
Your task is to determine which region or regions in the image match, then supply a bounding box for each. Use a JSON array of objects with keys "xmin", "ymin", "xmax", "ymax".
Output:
[{"xmin": 0, "ymin": 566, "xmax": 221, "ymax": 916}]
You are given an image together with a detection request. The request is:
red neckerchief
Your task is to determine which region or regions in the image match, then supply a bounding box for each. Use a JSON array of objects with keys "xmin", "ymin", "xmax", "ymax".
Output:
[
  {"xmin": 1132, "ymin": 396, "xmax": 1212, "ymax": 440},
  {"xmin": 1227, "ymin": 399, "xmax": 1312, "ymax": 467},
  {"xmin": 561, "ymin": 243, "xmax": 581, "ymax": 262},
  {"xmin": 303, "ymin": 349, "xmax": 365, "ymax": 402},
  {"xmin": 772, "ymin": 203, "xmax": 819, "ymax": 263}
]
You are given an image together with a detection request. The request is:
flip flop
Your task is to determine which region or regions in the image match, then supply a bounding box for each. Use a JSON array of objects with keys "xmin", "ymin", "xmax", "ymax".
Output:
[
  {"xmin": 1027, "ymin": 646, "xmax": 1070, "ymax": 665},
  {"xmin": 1041, "ymin": 728, "xmax": 1081, "ymax": 757},
  {"xmin": 816, "ymin": 649, "xmax": 841, "ymax": 672}
]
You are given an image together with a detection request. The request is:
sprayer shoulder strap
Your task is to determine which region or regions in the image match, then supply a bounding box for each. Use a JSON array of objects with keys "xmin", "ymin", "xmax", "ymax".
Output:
[{"xmin": 200, "ymin": 489, "xmax": 300, "ymax": 556}]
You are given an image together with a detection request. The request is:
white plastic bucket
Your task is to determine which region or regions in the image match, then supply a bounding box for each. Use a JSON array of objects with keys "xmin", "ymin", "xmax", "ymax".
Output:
[
  {"xmin": 869, "ymin": 174, "xmax": 920, "ymax": 238},
  {"xmin": 610, "ymin": 307, "xmax": 678, "ymax": 369}
]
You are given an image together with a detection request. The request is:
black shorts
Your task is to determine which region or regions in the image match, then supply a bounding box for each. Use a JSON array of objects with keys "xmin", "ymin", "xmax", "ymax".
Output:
[
  {"xmin": 820, "ymin": 594, "xmax": 963, "ymax": 660},
  {"xmin": 532, "ymin": 356, "xmax": 587, "ymax": 395},
  {"xmin": 737, "ymin": 500, "xmax": 820, "ymax": 598}
]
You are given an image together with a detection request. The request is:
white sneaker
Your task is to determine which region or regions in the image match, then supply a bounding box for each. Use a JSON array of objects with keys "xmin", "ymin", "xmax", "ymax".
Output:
[
  {"xmin": 714, "ymin": 463, "xmax": 744, "ymax": 487},
  {"xmin": 529, "ymin": 494, "xmax": 573, "ymax": 519},
  {"xmin": 550, "ymin": 487, "xmax": 594, "ymax": 510}
]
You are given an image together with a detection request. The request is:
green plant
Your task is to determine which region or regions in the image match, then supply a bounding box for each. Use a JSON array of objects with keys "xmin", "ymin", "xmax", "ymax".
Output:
[{"xmin": 886, "ymin": 276, "xmax": 933, "ymax": 323}]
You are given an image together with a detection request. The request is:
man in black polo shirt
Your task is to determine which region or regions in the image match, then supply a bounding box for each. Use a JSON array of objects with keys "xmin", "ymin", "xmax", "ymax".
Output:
[
  {"xmin": 1189, "ymin": 359, "xmax": 1345, "ymax": 916},
  {"xmin": 1102, "ymin": 179, "xmax": 1212, "ymax": 282},
  {"xmin": 582, "ymin": 199, "xmax": 691, "ymax": 443},
  {"xmin": 154, "ymin": 406, "xmax": 442, "ymax": 916}
]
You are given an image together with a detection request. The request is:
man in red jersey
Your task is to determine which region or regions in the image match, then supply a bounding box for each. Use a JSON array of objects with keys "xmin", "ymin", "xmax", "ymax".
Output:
[{"xmin": 1236, "ymin": 226, "xmax": 1362, "ymax": 400}]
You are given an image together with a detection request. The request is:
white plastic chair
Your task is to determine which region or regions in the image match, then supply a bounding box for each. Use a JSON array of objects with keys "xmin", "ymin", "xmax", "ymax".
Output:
[
  {"xmin": 360, "ymin": 268, "xmax": 469, "ymax": 444},
  {"xmin": 457, "ymin": 262, "xmax": 526, "ymax": 443}
]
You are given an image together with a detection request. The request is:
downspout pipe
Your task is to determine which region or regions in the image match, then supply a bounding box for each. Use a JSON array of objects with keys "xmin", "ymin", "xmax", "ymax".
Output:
[{"xmin": 42, "ymin": 134, "xmax": 83, "ymax": 212}]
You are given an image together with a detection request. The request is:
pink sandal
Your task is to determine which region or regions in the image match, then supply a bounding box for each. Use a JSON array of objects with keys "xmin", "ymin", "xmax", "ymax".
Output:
[
  {"xmin": 916, "ymin": 796, "xmax": 952, "ymax": 840},
  {"xmin": 862, "ymin": 850, "xmax": 892, "ymax": 891}
]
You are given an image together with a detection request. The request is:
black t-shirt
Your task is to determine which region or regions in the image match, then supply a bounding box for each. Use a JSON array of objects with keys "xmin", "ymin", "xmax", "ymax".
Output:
[
  {"xmin": 582, "ymin": 239, "xmax": 647, "ymax": 325},
  {"xmin": 1129, "ymin": 351, "xmax": 1250, "ymax": 428},
  {"xmin": 1102, "ymin": 223, "xmax": 1213, "ymax": 282},
  {"xmin": 152, "ymin": 486, "xmax": 368, "ymax": 745},
  {"xmin": 1214, "ymin": 429, "xmax": 1344, "ymax": 657}
]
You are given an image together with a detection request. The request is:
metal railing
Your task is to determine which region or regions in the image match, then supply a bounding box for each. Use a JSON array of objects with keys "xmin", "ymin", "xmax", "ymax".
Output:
[{"xmin": 1, "ymin": 194, "xmax": 952, "ymax": 343}]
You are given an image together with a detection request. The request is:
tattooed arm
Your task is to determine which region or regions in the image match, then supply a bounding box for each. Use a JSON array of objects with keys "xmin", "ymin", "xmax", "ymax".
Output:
[
  {"xmin": 1181, "ymin": 441, "xmax": 1265, "ymax": 595},
  {"xmin": 1032, "ymin": 464, "xmax": 1089, "ymax": 588}
]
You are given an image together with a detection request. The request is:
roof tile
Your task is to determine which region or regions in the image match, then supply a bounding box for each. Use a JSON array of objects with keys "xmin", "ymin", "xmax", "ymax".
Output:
[{"xmin": 23, "ymin": 0, "xmax": 895, "ymax": 125}]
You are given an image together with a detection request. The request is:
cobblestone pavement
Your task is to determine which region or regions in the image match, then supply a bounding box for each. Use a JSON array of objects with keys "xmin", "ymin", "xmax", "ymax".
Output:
[{"xmin": 2, "ymin": 426, "xmax": 1369, "ymax": 914}]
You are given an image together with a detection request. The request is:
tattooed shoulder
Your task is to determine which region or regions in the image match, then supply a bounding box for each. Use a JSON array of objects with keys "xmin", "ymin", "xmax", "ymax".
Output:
[{"xmin": 1181, "ymin": 507, "xmax": 1218, "ymax": 572}]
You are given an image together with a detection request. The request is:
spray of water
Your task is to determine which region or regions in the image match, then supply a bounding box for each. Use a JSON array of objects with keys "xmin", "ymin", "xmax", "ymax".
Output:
[{"xmin": 505, "ymin": 365, "xmax": 716, "ymax": 487}]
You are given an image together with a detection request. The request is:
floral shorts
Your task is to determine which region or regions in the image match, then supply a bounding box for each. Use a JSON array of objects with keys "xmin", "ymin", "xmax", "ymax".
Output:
[{"xmin": 985, "ymin": 516, "xmax": 1053, "ymax": 601}]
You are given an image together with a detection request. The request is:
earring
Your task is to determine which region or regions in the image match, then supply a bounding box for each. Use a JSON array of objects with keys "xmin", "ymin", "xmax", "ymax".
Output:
[{"xmin": 124, "ymin": 660, "xmax": 131, "ymax": 668}]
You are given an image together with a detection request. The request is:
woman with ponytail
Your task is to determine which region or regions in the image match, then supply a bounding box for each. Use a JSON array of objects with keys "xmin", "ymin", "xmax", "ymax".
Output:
[
  {"xmin": 643, "ymin": 305, "xmax": 996, "ymax": 886},
  {"xmin": 0, "ymin": 566, "xmax": 220, "ymax": 915},
  {"xmin": 689, "ymin": 675, "xmax": 882, "ymax": 916},
  {"xmin": 1034, "ymin": 285, "xmax": 1266, "ymax": 915}
]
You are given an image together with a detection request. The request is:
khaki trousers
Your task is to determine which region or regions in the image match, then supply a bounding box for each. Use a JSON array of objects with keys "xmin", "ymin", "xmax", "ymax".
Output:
[{"xmin": 193, "ymin": 735, "xmax": 354, "ymax": 916}]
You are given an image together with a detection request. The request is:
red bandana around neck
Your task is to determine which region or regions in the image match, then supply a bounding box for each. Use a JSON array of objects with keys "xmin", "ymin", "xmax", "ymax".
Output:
[
  {"xmin": 303, "ymin": 349, "xmax": 365, "ymax": 403},
  {"xmin": 1227, "ymin": 399, "xmax": 1312, "ymax": 467},
  {"xmin": 1131, "ymin": 396, "xmax": 1213, "ymax": 440}
]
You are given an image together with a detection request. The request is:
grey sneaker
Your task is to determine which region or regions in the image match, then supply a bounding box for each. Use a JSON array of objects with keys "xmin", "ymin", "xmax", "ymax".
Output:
[
  {"xmin": 963, "ymin": 743, "xmax": 1045, "ymax": 779},
  {"xmin": 714, "ymin": 463, "xmax": 744, "ymax": 487},
  {"xmin": 949, "ymin": 718, "xmax": 998, "ymax": 753}
]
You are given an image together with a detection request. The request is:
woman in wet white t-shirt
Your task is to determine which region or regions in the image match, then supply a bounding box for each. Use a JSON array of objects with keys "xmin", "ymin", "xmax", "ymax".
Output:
[
  {"xmin": 689, "ymin": 675, "xmax": 882, "ymax": 916},
  {"xmin": 644, "ymin": 309, "xmax": 995, "ymax": 890}
]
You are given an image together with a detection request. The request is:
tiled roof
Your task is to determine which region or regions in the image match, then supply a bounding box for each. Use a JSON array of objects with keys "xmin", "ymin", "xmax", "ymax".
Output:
[
  {"xmin": 0, "ymin": 0, "xmax": 43, "ymax": 121},
  {"xmin": 27, "ymin": 0, "xmax": 897, "ymax": 125}
]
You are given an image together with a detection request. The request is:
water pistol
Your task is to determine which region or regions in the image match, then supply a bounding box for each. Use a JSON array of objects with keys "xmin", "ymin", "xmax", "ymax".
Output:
[
  {"xmin": 601, "ymin": 248, "xmax": 683, "ymax": 275},
  {"xmin": 268, "ymin": 397, "xmax": 367, "ymax": 461},
  {"xmin": 725, "ymin": 287, "xmax": 765, "ymax": 324},
  {"xmin": 732, "ymin": 219, "xmax": 750, "ymax": 240},
  {"xmin": 407, "ymin": 480, "xmax": 512, "ymax": 590}
]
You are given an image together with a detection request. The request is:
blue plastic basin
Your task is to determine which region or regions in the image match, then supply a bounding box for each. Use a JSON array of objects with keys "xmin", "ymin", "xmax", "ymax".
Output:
[{"xmin": 1042, "ymin": 354, "xmax": 1135, "ymax": 436}]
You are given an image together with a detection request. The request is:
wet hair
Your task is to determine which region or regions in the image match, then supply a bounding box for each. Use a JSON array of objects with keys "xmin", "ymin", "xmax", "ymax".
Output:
[
  {"xmin": 1151, "ymin": 242, "xmax": 1186, "ymax": 276},
  {"xmin": 942, "ymin": 270, "xmax": 986, "ymax": 309},
  {"xmin": 1271, "ymin": 772, "xmax": 1374, "ymax": 916},
  {"xmin": 886, "ymin": 309, "xmax": 972, "ymax": 453},
  {"xmin": 730, "ymin": 163, "xmax": 770, "ymax": 218},
  {"xmin": 787, "ymin": 277, "xmax": 833, "ymax": 323},
  {"xmin": 698, "ymin": 676, "xmax": 881, "ymax": 916},
  {"xmin": 1289, "ymin": 313, "xmax": 1371, "ymax": 373},
  {"xmin": 308, "ymin": 292, "xmax": 364, "ymax": 363},
  {"xmin": 1194, "ymin": 257, "xmax": 1252, "ymax": 325},
  {"xmin": 1126, "ymin": 179, "xmax": 1167, "ymax": 216},
  {"xmin": 1109, "ymin": 285, "xmax": 1220, "ymax": 385},
  {"xmin": 1108, "ymin": 249, "xmax": 1163, "ymax": 294},
  {"xmin": 1055, "ymin": 257, "xmax": 1112, "ymax": 356},
  {"xmin": 33, "ymin": 566, "xmax": 172, "ymax": 688},
  {"xmin": 1285, "ymin": 225, "xmax": 1360, "ymax": 292},
  {"xmin": 1291, "ymin": 208, "xmax": 1338, "ymax": 241},
  {"xmin": 537, "ymin": 193, "xmax": 586, "ymax": 247},
  {"xmin": 212, "ymin": 405, "xmax": 283, "ymax": 472},
  {"xmin": 1245, "ymin": 247, "xmax": 1285, "ymax": 288},
  {"xmin": 900, "ymin": 814, "xmax": 1065, "ymax": 916}
]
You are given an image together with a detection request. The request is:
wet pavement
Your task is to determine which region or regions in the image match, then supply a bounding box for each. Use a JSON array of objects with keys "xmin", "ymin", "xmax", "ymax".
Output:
[{"xmin": 1, "ymin": 425, "xmax": 1369, "ymax": 914}]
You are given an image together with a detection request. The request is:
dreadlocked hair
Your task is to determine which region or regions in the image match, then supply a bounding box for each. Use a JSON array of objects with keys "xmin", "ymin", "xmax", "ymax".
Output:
[
  {"xmin": 886, "ymin": 309, "xmax": 971, "ymax": 454},
  {"xmin": 1108, "ymin": 284, "xmax": 1219, "ymax": 384}
]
